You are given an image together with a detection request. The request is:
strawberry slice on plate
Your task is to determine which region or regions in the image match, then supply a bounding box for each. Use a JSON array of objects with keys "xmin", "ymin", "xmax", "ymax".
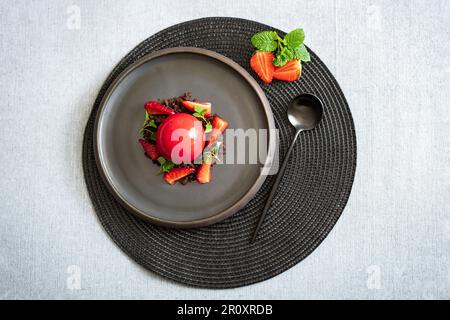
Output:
[
  {"xmin": 207, "ymin": 115, "xmax": 228, "ymax": 147},
  {"xmin": 273, "ymin": 59, "xmax": 302, "ymax": 82},
  {"xmin": 250, "ymin": 51, "xmax": 275, "ymax": 84},
  {"xmin": 138, "ymin": 139, "xmax": 159, "ymax": 161},
  {"xmin": 196, "ymin": 163, "xmax": 211, "ymax": 184},
  {"xmin": 144, "ymin": 101, "xmax": 175, "ymax": 115},
  {"xmin": 197, "ymin": 154, "xmax": 212, "ymax": 184},
  {"xmin": 181, "ymin": 100, "xmax": 212, "ymax": 118},
  {"xmin": 163, "ymin": 167, "xmax": 195, "ymax": 185}
]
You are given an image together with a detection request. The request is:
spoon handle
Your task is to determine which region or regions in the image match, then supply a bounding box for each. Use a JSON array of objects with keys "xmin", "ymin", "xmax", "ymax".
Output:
[{"xmin": 251, "ymin": 130, "xmax": 302, "ymax": 242}]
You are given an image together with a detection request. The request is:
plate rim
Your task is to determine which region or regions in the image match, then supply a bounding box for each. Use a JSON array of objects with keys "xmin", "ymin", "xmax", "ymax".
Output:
[{"xmin": 93, "ymin": 47, "xmax": 275, "ymax": 228}]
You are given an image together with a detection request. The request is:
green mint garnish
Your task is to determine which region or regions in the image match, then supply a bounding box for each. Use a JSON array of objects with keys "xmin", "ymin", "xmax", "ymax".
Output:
[
  {"xmin": 273, "ymin": 47, "xmax": 294, "ymax": 67},
  {"xmin": 140, "ymin": 113, "xmax": 158, "ymax": 133},
  {"xmin": 194, "ymin": 106, "xmax": 207, "ymax": 116},
  {"xmin": 157, "ymin": 157, "xmax": 166, "ymax": 165},
  {"xmin": 251, "ymin": 31, "xmax": 278, "ymax": 52},
  {"xmin": 192, "ymin": 106, "xmax": 212, "ymax": 133},
  {"xmin": 204, "ymin": 141, "xmax": 223, "ymax": 163},
  {"xmin": 284, "ymin": 29, "xmax": 305, "ymax": 49},
  {"xmin": 161, "ymin": 161, "xmax": 174, "ymax": 173},
  {"xmin": 157, "ymin": 156, "xmax": 175, "ymax": 173},
  {"xmin": 250, "ymin": 28, "xmax": 310, "ymax": 67},
  {"xmin": 292, "ymin": 43, "xmax": 310, "ymax": 62},
  {"xmin": 202, "ymin": 151, "xmax": 212, "ymax": 164},
  {"xmin": 205, "ymin": 122, "xmax": 212, "ymax": 133}
]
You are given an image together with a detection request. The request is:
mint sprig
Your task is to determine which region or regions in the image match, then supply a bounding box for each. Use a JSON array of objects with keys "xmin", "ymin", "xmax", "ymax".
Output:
[
  {"xmin": 273, "ymin": 46, "xmax": 294, "ymax": 67},
  {"xmin": 140, "ymin": 112, "xmax": 157, "ymax": 133},
  {"xmin": 157, "ymin": 156, "xmax": 175, "ymax": 173},
  {"xmin": 251, "ymin": 28, "xmax": 310, "ymax": 67},
  {"xmin": 193, "ymin": 106, "xmax": 212, "ymax": 133},
  {"xmin": 203, "ymin": 141, "xmax": 223, "ymax": 164}
]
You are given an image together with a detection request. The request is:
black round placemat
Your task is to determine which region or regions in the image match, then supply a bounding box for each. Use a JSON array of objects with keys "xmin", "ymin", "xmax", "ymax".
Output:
[{"xmin": 83, "ymin": 17, "xmax": 357, "ymax": 288}]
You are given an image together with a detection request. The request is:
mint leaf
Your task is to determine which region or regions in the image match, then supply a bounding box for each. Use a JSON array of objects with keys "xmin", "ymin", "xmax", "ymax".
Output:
[
  {"xmin": 149, "ymin": 131, "xmax": 157, "ymax": 141},
  {"xmin": 293, "ymin": 43, "xmax": 310, "ymax": 62},
  {"xmin": 273, "ymin": 47, "xmax": 294, "ymax": 67},
  {"xmin": 140, "ymin": 115, "xmax": 158, "ymax": 134},
  {"xmin": 194, "ymin": 106, "xmax": 207, "ymax": 115},
  {"xmin": 285, "ymin": 29, "xmax": 305, "ymax": 49},
  {"xmin": 202, "ymin": 151, "xmax": 212, "ymax": 164},
  {"xmin": 210, "ymin": 141, "xmax": 223, "ymax": 162},
  {"xmin": 161, "ymin": 161, "xmax": 175, "ymax": 173},
  {"xmin": 192, "ymin": 112, "xmax": 202, "ymax": 118},
  {"xmin": 205, "ymin": 122, "xmax": 212, "ymax": 133},
  {"xmin": 157, "ymin": 157, "xmax": 166, "ymax": 165},
  {"xmin": 157, "ymin": 156, "xmax": 175, "ymax": 173},
  {"xmin": 210, "ymin": 141, "xmax": 221, "ymax": 155},
  {"xmin": 251, "ymin": 31, "xmax": 278, "ymax": 51}
]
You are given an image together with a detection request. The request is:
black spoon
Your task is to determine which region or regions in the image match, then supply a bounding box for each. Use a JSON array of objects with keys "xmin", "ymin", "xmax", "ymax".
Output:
[{"xmin": 252, "ymin": 93, "xmax": 324, "ymax": 242}]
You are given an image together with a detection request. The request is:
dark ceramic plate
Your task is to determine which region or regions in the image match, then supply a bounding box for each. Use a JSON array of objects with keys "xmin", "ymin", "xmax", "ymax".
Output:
[{"xmin": 94, "ymin": 47, "xmax": 275, "ymax": 228}]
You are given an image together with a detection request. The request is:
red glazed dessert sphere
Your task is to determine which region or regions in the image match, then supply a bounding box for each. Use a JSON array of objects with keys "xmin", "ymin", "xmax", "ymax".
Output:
[{"xmin": 156, "ymin": 113, "xmax": 205, "ymax": 164}]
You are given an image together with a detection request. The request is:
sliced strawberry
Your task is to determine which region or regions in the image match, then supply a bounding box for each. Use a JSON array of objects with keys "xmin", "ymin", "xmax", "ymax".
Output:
[
  {"xmin": 273, "ymin": 59, "xmax": 302, "ymax": 82},
  {"xmin": 181, "ymin": 100, "xmax": 212, "ymax": 118},
  {"xmin": 138, "ymin": 139, "xmax": 159, "ymax": 161},
  {"xmin": 144, "ymin": 101, "xmax": 175, "ymax": 115},
  {"xmin": 207, "ymin": 115, "xmax": 228, "ymax": 147},
  {"xmin": 163, "ymin": 167, "xmax": 195, "ymax": 185},
  {"xmin": 250, "ymin": 51, "xmax": 275, "ymax": 84},
  {"xmin": 196, "ymin": 163, "xmax": 212, "ymax": 184}
]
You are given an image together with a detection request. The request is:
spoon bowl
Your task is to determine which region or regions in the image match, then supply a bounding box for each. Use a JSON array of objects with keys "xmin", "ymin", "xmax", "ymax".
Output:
[{"xmin": 287, "ymin": 93, "xmax": 324, "ymax": 131}]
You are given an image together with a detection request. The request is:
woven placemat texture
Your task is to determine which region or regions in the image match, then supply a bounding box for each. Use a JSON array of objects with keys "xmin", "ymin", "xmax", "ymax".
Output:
[{"xmin": 82, "ymin": 17, "xmax": 357, "ymax": 288}]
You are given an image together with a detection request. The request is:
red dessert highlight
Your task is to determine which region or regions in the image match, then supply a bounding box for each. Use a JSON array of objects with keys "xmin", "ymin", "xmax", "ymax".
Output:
[
  {"xmin": 138, "ymin": 93, "xmax": 227, "ymax": 185},
  {"xmin": 156, "ymin": 113, "xmax": 205, "ymax": 164}
]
